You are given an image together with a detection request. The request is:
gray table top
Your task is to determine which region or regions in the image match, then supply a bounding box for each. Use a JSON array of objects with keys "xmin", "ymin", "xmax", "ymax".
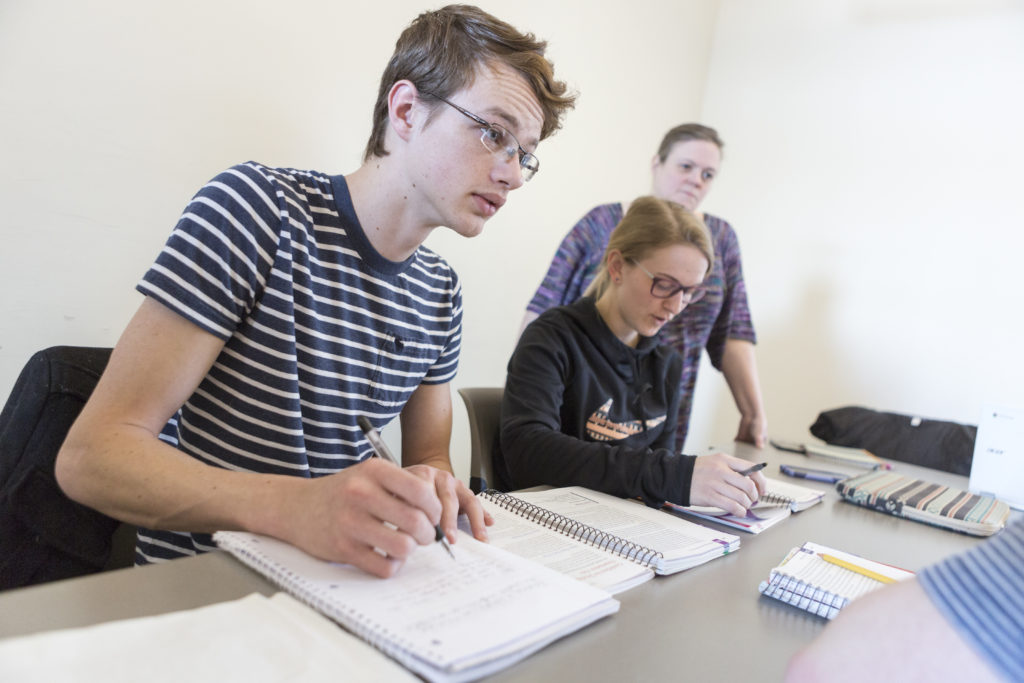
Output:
[{"xmin": 0, "ymin": 443, "xmax": 1005, "ymax": 681}]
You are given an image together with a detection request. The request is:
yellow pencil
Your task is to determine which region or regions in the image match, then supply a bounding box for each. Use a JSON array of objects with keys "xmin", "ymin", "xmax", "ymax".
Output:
[{"xmin": 820, "ymin": 553, "xmax": 897, "ymax": 584}]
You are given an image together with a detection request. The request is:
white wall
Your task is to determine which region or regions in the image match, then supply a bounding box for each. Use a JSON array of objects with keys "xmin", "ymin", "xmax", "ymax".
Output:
[
  {"xmin": 4, "ymin": 1, "xmax": 1020, "ymax": 483},
  {"xmin": 0, "ymin": 0, "xmax": 718, "ymax": 481},
  {"xmin": 684, "ymin": 0, "xmax": 1024, "ymax": 453}
]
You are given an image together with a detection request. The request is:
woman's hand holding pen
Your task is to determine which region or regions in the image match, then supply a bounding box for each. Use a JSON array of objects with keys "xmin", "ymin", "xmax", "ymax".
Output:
[{"xmin": 688, "ymin": 452, "xmax": 768, "ymax": 516}]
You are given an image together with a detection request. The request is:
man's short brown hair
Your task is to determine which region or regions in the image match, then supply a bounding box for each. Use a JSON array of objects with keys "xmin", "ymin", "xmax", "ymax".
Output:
[{"xmin": 364, "ymin": 4, "xmax": 576, "ymax": 161}]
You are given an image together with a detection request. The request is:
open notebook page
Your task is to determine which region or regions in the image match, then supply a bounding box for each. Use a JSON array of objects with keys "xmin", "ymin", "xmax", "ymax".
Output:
[
  {"xmin": 214, "ymin": 531, "xmax": 618, "ymax": 683},
  {"xmin": 464, "ymin": 495, "xmax": 654, "ymax": 594}
]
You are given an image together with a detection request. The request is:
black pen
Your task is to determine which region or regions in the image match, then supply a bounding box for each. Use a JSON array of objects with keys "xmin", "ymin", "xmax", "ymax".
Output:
[
  {"xmin": 356, "ymin": 416, "xmax": 455, "ymax": 560},
  {"xmin": 738, "ymin": 462, "xmax": 768, "ymax": 477}
]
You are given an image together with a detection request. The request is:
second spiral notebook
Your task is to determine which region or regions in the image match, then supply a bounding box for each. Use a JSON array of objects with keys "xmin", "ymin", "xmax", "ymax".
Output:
[
  {"xmin": 663, "ymin": 477, "xmax": 826, "ymax": 534},
  {"xmin": 474, "ymin": 487, "xmax": 740, "ymax": 593}
]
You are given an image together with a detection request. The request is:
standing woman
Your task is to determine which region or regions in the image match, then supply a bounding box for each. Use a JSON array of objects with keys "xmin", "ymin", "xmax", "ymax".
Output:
[
  {"xmin": 521, "ymin": 124, "xmax": 766, "ymax": 449},
  {"xmin": 498, "ymin": 197, "xmax": 765, "ymax": 515}
]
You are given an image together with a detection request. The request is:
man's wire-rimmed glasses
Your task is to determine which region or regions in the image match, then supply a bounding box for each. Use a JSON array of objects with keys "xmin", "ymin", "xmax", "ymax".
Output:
[
  {"xmin": 631, "ymin": 260, "xmax": 706, "ymax": 304},
  {"xmin": 425, "ymin": 93, "xmax": 539, "ymax": 181}
]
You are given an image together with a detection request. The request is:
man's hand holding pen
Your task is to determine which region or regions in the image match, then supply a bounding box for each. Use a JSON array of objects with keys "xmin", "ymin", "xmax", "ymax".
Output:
[
  {"xmin": 358, "ymin": 416, "xmax": 456, "ymax": 559},
  {"xmin": 270, "ymin": 458, "xmax": 448, "ymax": 578},
  {"xmin": 357, "ymin": 416, "xmax": 492, "ymax": 559},
  {"xmin": 404, "ymin": 463, "xmax": 492, "ymax": 547},
  {"xmin": 263, "ymin": 416, "xmax": 493, "ymax": 579},
  {"xmin": 272, "ymin": 456, "xmax": 489, "ymax": 578}
]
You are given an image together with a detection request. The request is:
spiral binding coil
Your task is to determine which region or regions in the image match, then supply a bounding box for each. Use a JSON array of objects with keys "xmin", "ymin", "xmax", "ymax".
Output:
[
  {"xmin": 759, "ymin": 571, "xmax": 848, "ymax": 619},
  {"xmin": 758, "ymin": 491, "xmax": 795, "ymax": 508},
  {"xmin": 481, "ymin": 490, "xmax": 664, "ymax": 569}
]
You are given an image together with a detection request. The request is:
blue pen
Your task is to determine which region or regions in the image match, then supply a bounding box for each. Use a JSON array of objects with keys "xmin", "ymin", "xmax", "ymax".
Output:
[{"xmin": 779, "ymin": 463, "xmax": 848, "ymax": 483}]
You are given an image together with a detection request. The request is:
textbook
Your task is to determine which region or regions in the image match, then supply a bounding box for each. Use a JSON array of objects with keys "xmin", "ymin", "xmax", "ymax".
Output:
[
  {"xmin": 664, "ymin": 477, "xmax": 825, "ymax": 534},
  {"xmin": 836, "ymin": 470, "xmax": 1011, "ymax": 537},
  {"xmin": 758, "ymin": 541, "xmax": 915, "ymax": 620},
  {"xmin": 473, "ymin": 493, "xmax": 652, "ymax": 593},
  {"xmin": 483, "ymin": 487, "xmax": 740, "ymax": 577},
  {"xmin": 213, "ymin": 531, "xmax": 618, "ymax": 683}
]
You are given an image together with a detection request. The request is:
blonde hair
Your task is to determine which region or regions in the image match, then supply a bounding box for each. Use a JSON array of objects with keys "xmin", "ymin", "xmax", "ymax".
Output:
[{"xmin": 584, "ymin": 197, "xmax": 714, "ymax": 300}]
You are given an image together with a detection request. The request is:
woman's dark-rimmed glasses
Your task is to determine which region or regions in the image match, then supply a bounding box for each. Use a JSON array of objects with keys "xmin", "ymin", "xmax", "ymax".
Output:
[{"xmin": 631, "ymin": 260, "xmax": 706, "ymax": 304}]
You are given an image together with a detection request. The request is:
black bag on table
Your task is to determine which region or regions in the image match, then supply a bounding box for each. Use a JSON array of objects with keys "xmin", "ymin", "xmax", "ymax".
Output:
[{"xmin": 809, "ymin": 405, "xmax": 976, "ymax": 476}]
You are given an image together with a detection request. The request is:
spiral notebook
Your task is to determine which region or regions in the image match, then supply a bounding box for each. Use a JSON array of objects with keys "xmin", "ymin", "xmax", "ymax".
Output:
[
  {"xmin": 214, "ymin": 530, "xmax": 618, "ymax": 683},
  {"xmin": 663, "ymin": 477, "xmax": 825, "ymax": 534},
  {"xmin": 758, "ymin": 541, "xmax": 914, "ymax": 620},
  {"xmin": 481, "ymin": 487, "xmax": 740, "ymax": 578},
  {"xmin": 836, "ymin": 470, "xmax": 1010, "ymax": 536}
]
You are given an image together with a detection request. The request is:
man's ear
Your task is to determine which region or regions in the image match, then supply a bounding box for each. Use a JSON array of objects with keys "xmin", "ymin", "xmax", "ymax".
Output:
[
  {"xmin": 387, "ymin": 80, "xmax": 421, "ymax": 143},
  {"xmin": 650, "ymin": 153, "xmax": 661, "ymax": 173}
]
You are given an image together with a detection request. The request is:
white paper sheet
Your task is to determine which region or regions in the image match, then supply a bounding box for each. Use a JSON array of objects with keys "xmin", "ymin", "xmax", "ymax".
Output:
[{"xmin": 0, "ymin": 592, "xmax": 416, "ymax": 682}]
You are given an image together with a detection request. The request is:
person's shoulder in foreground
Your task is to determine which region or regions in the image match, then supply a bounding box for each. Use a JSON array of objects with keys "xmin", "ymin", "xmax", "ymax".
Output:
[
  {"xmin": 55, "ymin": 4, "xmax": 576, "ymax": 579},
  {"xmin": 785, "ymin": 518, "xmax": 1024, "ymax": 682}
]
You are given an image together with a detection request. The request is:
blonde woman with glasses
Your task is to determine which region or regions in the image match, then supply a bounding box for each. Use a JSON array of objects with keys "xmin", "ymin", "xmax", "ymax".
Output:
[
  {"xmin": 521, "ymin": 124, "xmax": 766, "ymax": 452},
  {"xmin": 497, "ymin": 197, "xmax": 766, "ymax": 515}
]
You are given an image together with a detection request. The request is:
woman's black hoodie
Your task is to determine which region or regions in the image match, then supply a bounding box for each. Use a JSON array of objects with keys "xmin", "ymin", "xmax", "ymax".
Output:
[{"xmin": 496, "ymin": 297, "xmax": 696, "ymax": 506}]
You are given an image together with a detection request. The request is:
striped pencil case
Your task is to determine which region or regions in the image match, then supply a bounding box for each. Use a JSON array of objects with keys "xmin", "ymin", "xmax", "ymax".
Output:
[{"xmin": 836, "ymin": 470, "xmax": 1010, "ymax": 536}]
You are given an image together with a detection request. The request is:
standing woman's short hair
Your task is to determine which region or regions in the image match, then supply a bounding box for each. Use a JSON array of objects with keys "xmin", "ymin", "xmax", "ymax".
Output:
[
  {"xmin": 585, "ymin": 197, "xmax": 714, "ymax": 300},
  {"xmin": 655, "ymin": 123, "xmax": 724, "ymax": 162},
  {"xmin": 364, "ymin": 4, "xmax": 577, "ymax": 161}
]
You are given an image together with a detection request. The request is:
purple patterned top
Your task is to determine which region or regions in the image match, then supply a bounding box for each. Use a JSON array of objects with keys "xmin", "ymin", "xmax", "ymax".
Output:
[{"xmin": 526, "ymin": 202, "xmax": 756, "ymax": 448}]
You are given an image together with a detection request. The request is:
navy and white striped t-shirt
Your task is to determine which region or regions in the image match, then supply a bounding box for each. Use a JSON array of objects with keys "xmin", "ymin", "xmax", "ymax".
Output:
[
  {"xmin": 135, "ymin": 162, "xmax": 463, "ymax": 562},
  {"xmin": 919, "ymin": 518, "xmax": 1024, "ymax": 681}
]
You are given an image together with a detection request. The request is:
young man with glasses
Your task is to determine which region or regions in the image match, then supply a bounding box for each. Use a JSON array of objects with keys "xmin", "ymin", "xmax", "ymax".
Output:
[
  {"xmin": 497, "ymin": 197, "xmax": 767, "ymax": 515},
  {"xmin": 56, "ymin": 5, "xmax": 575, "ymax": 579}
]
